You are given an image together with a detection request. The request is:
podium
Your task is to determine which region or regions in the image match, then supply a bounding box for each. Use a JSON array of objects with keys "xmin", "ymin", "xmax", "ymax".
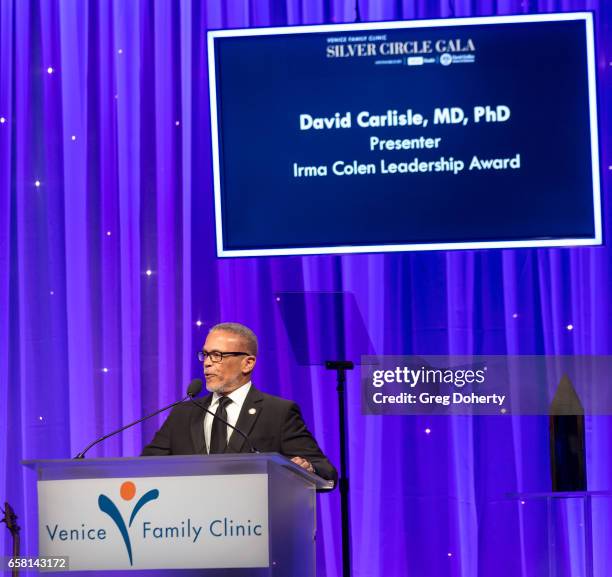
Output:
[{"xmin": 23, "ymin": 453, "xmax": 333, "ymax": 575}]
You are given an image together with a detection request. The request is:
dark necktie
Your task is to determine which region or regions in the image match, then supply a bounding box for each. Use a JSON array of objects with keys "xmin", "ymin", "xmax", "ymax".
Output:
[{"xmin": 209, "ymin": 396, "xmax": 232, "ymax": 454}]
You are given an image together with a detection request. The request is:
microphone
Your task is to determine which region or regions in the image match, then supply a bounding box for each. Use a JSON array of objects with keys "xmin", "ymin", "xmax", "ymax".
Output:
[
  {"xmin": 186, "ymin": 379, "xmax": 204, "ymax": 397},
  {"xmin": 189, "ymin": 396, "xmax": 259, "ymax": 454},
  {"xmin": 74, "ymin": 379, "xmax": 203, "ymax": 459}
]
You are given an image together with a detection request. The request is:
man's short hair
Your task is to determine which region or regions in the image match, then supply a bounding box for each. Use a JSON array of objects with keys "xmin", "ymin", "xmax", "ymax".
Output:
[{"xmin": 209, "ymin": 322, "xmax": 258, "ymax": 356}]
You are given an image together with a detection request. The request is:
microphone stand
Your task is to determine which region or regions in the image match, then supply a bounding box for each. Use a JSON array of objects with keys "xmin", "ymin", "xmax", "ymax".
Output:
[
  {"xmin": 74, "ymin": 396, "xmax": 192, "ymax": 459},
  {"xmin": 74, "ymin": 378, "xmax": 203, "ymax": 459},
  {"xmin": 1, "ymin": 502, "xmax": 20, "ymax": 577},
  {"xmin": 325, "ymin": 360, "xmax": 354, "ymax": 577}
]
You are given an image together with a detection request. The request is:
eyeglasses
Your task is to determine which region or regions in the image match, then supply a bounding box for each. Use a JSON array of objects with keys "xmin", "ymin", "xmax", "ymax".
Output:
[{"xmin": 197, "ymin": 350, "xmax": 249, "ymax": 363}]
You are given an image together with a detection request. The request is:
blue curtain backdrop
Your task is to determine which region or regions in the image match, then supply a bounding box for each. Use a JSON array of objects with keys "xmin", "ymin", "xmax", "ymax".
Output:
[{"xmin": 1, "ymin": 1, "xmax": 611, "ymax": 576}]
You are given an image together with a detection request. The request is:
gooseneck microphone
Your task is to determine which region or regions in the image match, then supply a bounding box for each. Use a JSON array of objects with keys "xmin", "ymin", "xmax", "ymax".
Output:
[
  {"xmin": 73, "ymin": 378, "xmax": 203, "ymax": 459},
  {"xmin": 189, "ymin": 396, "xmax": 259, "ymax": 454}
]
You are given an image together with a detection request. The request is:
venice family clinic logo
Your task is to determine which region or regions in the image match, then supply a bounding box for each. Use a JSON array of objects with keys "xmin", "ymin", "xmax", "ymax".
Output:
[{"xmin": 98, "ymin": 481, "xmax": 159, "ymax": 566}]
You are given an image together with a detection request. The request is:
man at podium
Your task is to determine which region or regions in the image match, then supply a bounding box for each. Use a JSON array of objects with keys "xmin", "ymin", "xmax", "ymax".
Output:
[{"xmin": 142, "ymin": 322, "xmax": 337, "ymax": 484}]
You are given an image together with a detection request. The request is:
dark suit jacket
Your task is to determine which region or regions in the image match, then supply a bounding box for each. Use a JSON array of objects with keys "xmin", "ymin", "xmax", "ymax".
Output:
[{"xmin": 142, "ymin": 385, "xmax": 337, "ymax": 484}]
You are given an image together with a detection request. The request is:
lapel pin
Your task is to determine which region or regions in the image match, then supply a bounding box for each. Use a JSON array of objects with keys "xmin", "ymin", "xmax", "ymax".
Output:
[{"xmin": 248, "ymin": 408, "xmax": 256, "ymax": 415}]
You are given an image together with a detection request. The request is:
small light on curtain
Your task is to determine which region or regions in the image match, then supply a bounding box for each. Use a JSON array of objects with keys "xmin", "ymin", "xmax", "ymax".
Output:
[
  {"xmin": 0, "ymin": 116, "xmax": 6, "ymax": 123},
  {"xmin": 46, "ymin": 66, "xmax": 54, "ymax": 74},
  {"xmin": 566, "ymin": 324, "xmax": 574, "ymax": 331},
  {"xmin": 34, "ymin": 180, "xmax": 41, "ymax": 187},
  {"xmin": 145, "ymin": 269, "xmax": 153, "ymax": 276}
]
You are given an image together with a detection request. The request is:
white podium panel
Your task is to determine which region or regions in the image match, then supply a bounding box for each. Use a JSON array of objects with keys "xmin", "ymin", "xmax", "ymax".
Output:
[{"xmin": 38, "ymin": 474, "xmax": 269, "ymax": 571}]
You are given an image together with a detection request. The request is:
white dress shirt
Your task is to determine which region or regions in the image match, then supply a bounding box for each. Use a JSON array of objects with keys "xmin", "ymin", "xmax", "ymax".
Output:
[{"xmin": 204, "ymin": 381, "xmax": 252, "ymax": 453}]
